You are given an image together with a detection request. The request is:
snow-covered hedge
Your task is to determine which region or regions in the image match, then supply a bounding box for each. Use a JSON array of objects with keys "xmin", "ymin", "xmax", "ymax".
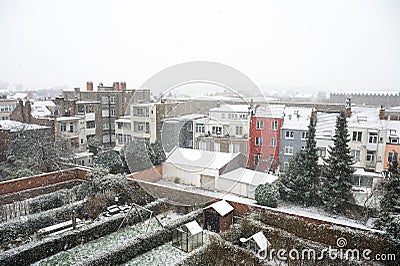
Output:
[
  {"xmin": 0, "ymin": 199, "xmax": 170, "ymax": 265},
  {"xmin": 0, "ymin": 200, "xmax": 85, "ymax": 246}
]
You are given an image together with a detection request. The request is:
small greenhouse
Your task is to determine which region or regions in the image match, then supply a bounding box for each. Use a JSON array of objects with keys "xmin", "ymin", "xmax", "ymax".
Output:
[{"xmin": 172, "ymin": 220, "xmax": 203, "ymax": 252}]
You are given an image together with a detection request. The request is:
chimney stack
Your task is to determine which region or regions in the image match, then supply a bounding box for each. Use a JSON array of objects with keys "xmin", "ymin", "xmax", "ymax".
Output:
[
  {"xmin": 345, "ymin": 98, "xmax": 352, "ymax": 118},
  {"xmin": 86, "ymin": 81, "xmax": 93, "ymax": 91},
  {"xmin": 120, "ymin": 82, "xmax": 126, "ymax": 91},
  {"xmin": 379, "ymin": 105, "xmax": 385, "ymax": 120},
  {"xmin": 113, "ymin": 82, "xmax": 120, "ymax": 91}
]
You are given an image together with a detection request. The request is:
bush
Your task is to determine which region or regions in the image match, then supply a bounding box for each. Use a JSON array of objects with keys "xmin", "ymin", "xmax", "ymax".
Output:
[{"xmin": 255, "ymin": 183, "xmax": 279, "ymax": 208}]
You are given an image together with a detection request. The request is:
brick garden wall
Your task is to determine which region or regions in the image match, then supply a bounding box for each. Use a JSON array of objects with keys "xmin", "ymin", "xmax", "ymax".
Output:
[{"xmin": 0, "ymin": 168, "xmax": 90, "ymax": 195}]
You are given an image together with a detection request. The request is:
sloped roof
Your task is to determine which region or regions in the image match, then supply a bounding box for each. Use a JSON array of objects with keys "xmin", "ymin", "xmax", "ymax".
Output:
[
  {"xmin": 31, "ymin": 100, "xmax": 55, "ymax": 118},
  {"xmin": 281, "ymin": 107, "xmax": 312, "ymax": 130},
  {"xmin": 166, "ymin": 148, "xmax": 241, "ymax": 171},
  {"xmin": 254, "ymin": 104, "xmax": 285, "ymax": 118},
  {"xmin": 220, "ymin": 168, "xmax": 278, "ymax": 186},
  {"xmin": 182, "ymin": 220, "xmax": 203, "ymax": 235},
  {"xmin": 205, "ymin": 200, "xmax": 234, "ymax": 216}
]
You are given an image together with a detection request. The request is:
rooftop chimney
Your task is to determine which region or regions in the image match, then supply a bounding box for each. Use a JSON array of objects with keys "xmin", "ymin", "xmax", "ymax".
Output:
[
  {"xmin": 113, "ymin": 82, "xmax": 120, "ymax": 91},
  {"xmin": 86, "ymin": 81, "xmax": 93, "ymax": 92},
  {"xmin": 379, "ymin": 105, "xmax": 385, "ymax": 120},
  {"xmin": 345, "ymin": 98, "xmax": 352, "ymax": 118},
  {"xmin": 120, "ymin": 82, "xmax": 126, "ymax": 91}
]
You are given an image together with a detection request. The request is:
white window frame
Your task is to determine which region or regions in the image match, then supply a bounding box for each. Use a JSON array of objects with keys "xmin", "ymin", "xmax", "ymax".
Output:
[
  {"xmin": 285, "ymin": 131, "xmax": 294, "ymax": 139},
  {"xmin": 272, "ymin": 120, "xmax": 278, "ymax": 131},
  {"xmin": 256, "ymin": 120, "xmax": 264, "ymax": 130},
  {"xmin": 284, "ymin": 145, "xmax": 294, "ymax": 155},
  {"xmin": 270, "ymin": 137, "xmax": 276, "ymax": 147},
  {"xmin": 255, "ymin": 137, "xmax": 263, "ymax": 146}
]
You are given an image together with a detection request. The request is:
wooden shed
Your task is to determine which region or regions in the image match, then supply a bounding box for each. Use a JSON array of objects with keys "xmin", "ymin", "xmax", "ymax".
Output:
[{"xmin": 202, "ymin": 200, "xmax": 234, "ymax": 233}]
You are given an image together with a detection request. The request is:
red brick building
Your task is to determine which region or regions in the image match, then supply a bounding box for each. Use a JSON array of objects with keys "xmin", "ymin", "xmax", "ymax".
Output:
[{"xmin": 247, "ymin": 105, "xmax": 284, "ymax": 172}]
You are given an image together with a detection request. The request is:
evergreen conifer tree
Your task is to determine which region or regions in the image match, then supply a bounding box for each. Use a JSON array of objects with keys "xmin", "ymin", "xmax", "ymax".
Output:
[
  {"xmin": 376, "ymin": 159, "xmax": 400, "ymax": 241},
  {"xmin": 279, "ymin": 117, "xmax": 321, "ymax": 206},
  {"xmin": 321, "ymin": 111, "xmax": 355, "ymax": 213}
]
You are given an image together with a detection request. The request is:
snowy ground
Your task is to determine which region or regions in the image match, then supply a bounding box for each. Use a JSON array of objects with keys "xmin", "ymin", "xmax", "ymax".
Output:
[
  {"xmin": 123, "ymin": 231, "xmax": 212, "ymax": 266},
  {"xmin": 33, "ymin": 211, "xmax": 184, "ymax": 266}
]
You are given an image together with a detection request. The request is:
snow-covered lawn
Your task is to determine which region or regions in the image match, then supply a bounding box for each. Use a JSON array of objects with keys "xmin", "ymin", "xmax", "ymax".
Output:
[
  {"xmin": 123, "ymin": 231, "xmax": 212, "ymax": 266},
  {"xmin": 34, "ymin": 211, "xmax": 184, "ymax": 265}
]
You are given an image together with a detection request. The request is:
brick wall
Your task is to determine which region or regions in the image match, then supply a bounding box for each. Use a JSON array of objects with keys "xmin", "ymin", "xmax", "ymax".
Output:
[{"xmin": 0, "ymin": 167, "xmax": 90, "ymax": 195}]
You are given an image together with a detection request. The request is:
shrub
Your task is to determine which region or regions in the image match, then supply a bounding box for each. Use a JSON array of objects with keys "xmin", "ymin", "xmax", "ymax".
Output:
[{"xmin": 255, "ymin": 183, "xmax": 279, "ymax": 208}]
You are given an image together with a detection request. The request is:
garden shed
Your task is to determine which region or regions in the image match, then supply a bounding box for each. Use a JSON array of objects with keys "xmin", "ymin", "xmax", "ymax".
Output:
[
  {"xmin": 172, "ymin": 220, "xmax": 203, "ymax": 252},
  {"xmin": 203, "ymin": 200, "xmax": 234, "ymax": 233},
  {"xmin": 240, "ymin": 231, "xmax": 270, "ymax": 257}
]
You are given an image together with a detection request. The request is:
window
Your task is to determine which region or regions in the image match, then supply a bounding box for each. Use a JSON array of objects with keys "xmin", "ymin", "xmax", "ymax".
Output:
[
  {"xmin": 214, "ymin": 143, "xmax": 220, "ymax": 152},
  {"xmin": 232, "ymin": 143, "xmax": 241, "ymax": 153},
  {"xmin": 256, "ymin": 120, "xmax": 264, "ymax": 130},
  {"xmin": 117, "ymin": 122, "xmax": 123, "ymax": 129},
  {"xmin": 301, "ymin": 132, "xmax": 308, "ymax": 140},
  {"xmin": 388, "ymin": 152, "xmax": 398, "ymax": 163},
  {"xmin": 101, "ymin": 96, "xmax": 109, "ymax": 104},
  {"xmin": 284, "ymin": 145, "xmax": 294, "ymax": 155},
  {"xmin": 285, "ymin": 131, "xmax": 294, "ymax": 139},
  {"xmin": 235, "ymin": 126, "xmax": 243, "ymax": 135},
  {"xmin": 86, "ymin": 105, "xmax": 93, "ymax": 113},
  {"xmin": 284, "ymin": 162, "xmax": 290, "ymax": 170},
  {"xmin": 102, "ymin": 123, "xmax": 109, "ymax": 130},
  {"xmin": 368, "ymin": 132, "xmax": 378, "ymax": 144},
  {"xmin": 270, "ymin": 137, "xmax": 276, "ymax": 147},
  {"xmin": 366, "ymin": 152, "xmax": 375, "ymax": 162},
  {"xmin": 69, "ymin": 122, "xmax": 74, "ymax": 132},
  {"xmin": 80, "ymin": 139, "xmax": 84, "ymax": 144},
  {"xmin": 351, "ymin": 150, "xmax": 361, "ymax": 161},
  {"xmin": 60, "ymin": 123, "xmax": 67, "ymax": 132},
  {"xmin": 102, "ymin": 109, "xmax": 109, "ymax": 117},
  {"xmin": 239, "ymin": 113, "xmax": 247, "ymax": 120},
  {"xmin": 138, "ymin": 123, "xmax": 144, "ymax": 131},
  {"xmin": 77, "ymin": 105, "xmax": 85, "ymax": 113},
  {"xmin": 272, "ymin": 120, "xmax": 278, "ymax": 130},
  {"xmin": 317, "ymin": 147, "xmax": 326, "ymax": 158},
  {"xmin": 255, "ymin": 137, "xmax": 263, "ymax": 146},
  {"xmin": 195, "ymin": 123, "xmax": 205, "ymax": 133},
  {"xmin": 254, "ymin": 153, "xmax": 262, "ymax": 165},
  {"xmin": 199, "ymin": 141, "xmax": 210, "ymax": 151},
  {"xmin": 389, "ymin": 136, "xmax": 399, "ymax": 144},
  {"xmin": 110, "ymin": 109, "xmax": 116, "ymax": 117},
  {"xmin": 352, "ymin": 131, "xmax": 362, "ymax": 142},
  {"xmin": 145, "ymin": 123, "xmax": 149, "ymax": 133},
  {"xmin": 221, "ymin": 113, "xmax": 225, "ymax": 119},
  {"xmin": 86, "ymin": 121, "xmax": 95, "ymax": 129},
  {"xmin": 212, "ymin": 126, "xmax": 222, "ymax": 135},
  {"xmin": 109, "ymin": 96, "xmax": 116, "ymax": 104}
]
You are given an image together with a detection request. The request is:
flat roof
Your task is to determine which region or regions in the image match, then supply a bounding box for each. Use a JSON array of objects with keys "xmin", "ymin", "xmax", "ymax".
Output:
[
  {"xmin": 166, "ymin": 148, "xmax": 240, "ymax": 170},
  {"xmin": 220, "ymin": 167, "xmax": 278, "ymax": 186}
]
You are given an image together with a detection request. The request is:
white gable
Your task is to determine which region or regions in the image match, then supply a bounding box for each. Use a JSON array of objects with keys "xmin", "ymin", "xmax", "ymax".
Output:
[{"xmin": 206, "ymin": 200, "xmax": 234, "ymax": 216}]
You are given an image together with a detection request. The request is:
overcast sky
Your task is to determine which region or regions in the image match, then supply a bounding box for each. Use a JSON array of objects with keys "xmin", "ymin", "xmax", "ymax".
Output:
[{"xmin": 0, "ymin": 0, "xmax": 399, "ymax": 92}]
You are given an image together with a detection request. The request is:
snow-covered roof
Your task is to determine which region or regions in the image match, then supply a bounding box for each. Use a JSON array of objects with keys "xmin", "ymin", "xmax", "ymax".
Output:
[
  {"xmin": 0, "ymin": 120, "xmax": 50, "ymax": 132},
  {"xmin": 281, "ymin": 107, "xmax": 312, "ymax": 130},
  {"xmin": 220, "ymin": 168, "xmax": 278, "ymax": 186},
  {"xmin": 347, "ymin": 107, "xmax": 385, "ymax": 129},
  {"xmin": 206, "ymin": 200, "xmax": 234, "ymax": 216},
  {"xmin": 182, "ymin": 220, "xmax": 203, "ymax": 235},
  {"xmin": 254, "ymin": 104, "xmax": 285, "ymax": 118},
  {"xmin": 166, "ymin": 148, "xmax": 241, "ymax": 170},
  {"xmin": 210, "ymin": 104, "xmax": 249, "ymax": 113},
  {"xmin": 31, "ymin": 101, "xmax": 55, "ymax": 118},
  {"xmin": 251, "ymin": 231, "xmax": 269, "ymax": 251},
  {"xmin": 10, "ymin": 92, "xmax": 28, "ymax": 100},
  {"xmin": 315, "ymin": 112, "xmax": 338, "ymax": 139}
]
